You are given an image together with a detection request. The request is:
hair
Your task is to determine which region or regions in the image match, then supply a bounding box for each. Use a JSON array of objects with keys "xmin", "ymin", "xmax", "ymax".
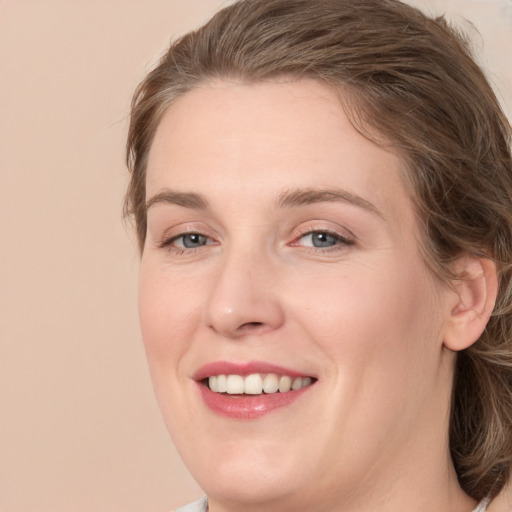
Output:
[{"xmin": 125, "ymin": 0, "xmax": 512, "ymax": 501}]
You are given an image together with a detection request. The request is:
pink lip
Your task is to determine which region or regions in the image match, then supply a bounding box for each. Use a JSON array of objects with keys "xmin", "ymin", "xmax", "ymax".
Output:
[
  {"xmin": 193, "ymin": 360, "xmax": 316, "ymax": 420},
  {"xmin": 197, "ymin": 385, "xmax": 312, "ymax": 419},
  {"xmin": 193, "ymin": 360, "xmax": 312, "ymax": 381}
]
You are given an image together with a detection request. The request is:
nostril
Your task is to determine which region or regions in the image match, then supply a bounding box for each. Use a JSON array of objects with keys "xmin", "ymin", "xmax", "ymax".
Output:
[
  {"xmin": 237, "ymin": 321, "xmax": 266, "ymax": 334},
  {"xmin": 205, "ymin": 292, "xmax": 285, "ymax": 336}
]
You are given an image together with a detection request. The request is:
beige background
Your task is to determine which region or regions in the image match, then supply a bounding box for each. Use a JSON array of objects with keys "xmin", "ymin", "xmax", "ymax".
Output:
[{"xmin": 0, "ymin": 1, "xmax": 510, "ymax": 511}]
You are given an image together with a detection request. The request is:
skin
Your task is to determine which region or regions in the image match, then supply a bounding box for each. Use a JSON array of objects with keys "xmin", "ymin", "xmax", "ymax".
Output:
[{"xmin": 139, "ymin": 79, "xmax": 491, "ymax": 512}]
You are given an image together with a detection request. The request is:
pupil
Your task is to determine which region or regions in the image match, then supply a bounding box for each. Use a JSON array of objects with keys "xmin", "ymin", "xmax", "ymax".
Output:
[
  {"xmin": 183, "ymin": 234, "xmax": 205, "ymax": 248},
  {"xmin": 313, "ymin": 232, "xmax": 335, "ymax": 247}
]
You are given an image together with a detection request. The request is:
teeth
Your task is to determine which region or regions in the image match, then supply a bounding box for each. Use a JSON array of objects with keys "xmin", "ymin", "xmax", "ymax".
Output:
[
  {"xmin": 226, "ymin": 375, "xmax": 244, "ymax": 394},
  {"xmin": 291, "ymin": 377, "xmax": 303, "ymax": 390},
  {"xmin": 279, "ymin": 375, "xmax": 292, "ymax": 392},
  {"xmin": 207, "ymin": 373, "xmax": 314, "ymax": 395},
  {"xmin": 209, "ymin": 375, "xmax": 218, "ymax": 392},
  {"xmin": 217, "ymin": 374, "xmax": 227, "ymax": 393},
  {"xmin": 263, "ymin": 374, "xmax": 279, "ymax": 394},
  {"xmin": 245, "ymin": 374, "xmax": 263, "ymax": 394}
]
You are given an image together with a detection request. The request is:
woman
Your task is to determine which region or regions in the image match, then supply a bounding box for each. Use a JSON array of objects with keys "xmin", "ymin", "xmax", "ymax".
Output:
[{"xmin": 125, "ymin": 0, "xmax": 512, "ymax": 510}]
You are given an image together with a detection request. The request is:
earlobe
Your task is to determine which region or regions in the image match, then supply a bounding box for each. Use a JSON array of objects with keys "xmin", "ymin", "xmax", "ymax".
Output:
[{"xmin": 443, "ymin": 255, "xmax": 498, "ymax": 352}]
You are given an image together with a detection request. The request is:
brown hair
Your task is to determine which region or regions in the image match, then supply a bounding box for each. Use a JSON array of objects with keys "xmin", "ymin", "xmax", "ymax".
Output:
[{"xmin": 125, "ymin": 0, "xmax": 512, "ymax": 500}]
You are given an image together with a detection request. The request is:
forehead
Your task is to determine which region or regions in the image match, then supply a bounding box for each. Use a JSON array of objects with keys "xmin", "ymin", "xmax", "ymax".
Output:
[{"xmin": 146, "ymin": 79, "xmax": 412, "ymax": 224}]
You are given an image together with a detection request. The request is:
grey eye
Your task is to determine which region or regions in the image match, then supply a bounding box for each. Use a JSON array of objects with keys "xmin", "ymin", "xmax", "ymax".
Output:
[
  {"xmin": 179, "ymin": 233, "xmax": 208, "ymax": 248},
  {"xmin": 301, "ymin": 232, "xmax": 339, "ymax": 248},
  {"xmin": 313, "ymin": 232, "xmax": 337, "ymax": 247}
]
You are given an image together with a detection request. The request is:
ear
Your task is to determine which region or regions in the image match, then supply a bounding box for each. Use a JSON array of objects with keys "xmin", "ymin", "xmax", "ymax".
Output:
[{"xmin": 443, "ymin": 255, "xmax": 498, "ymax": 352}]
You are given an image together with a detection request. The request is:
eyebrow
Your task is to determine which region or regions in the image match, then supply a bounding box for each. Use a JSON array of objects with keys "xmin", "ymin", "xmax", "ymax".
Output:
[
  {"xmin": 146, "ymin": 189, "xmax": 209, "ymax": 211},
  {"xmin": 146, "ymin": 186, "xmax": 384, "ymax": 219},
  {"xmin": 276, "ymin": 188, "xmax": 384, "ymax": 218}
]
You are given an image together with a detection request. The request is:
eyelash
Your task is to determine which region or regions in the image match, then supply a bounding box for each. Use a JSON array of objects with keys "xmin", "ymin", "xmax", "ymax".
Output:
[
  {"xmin": 158, "ymin": 232, "xmax": 215, "ymax": 254},
  {"xmin": 290, "ymin": 229, "xmax": 354, "ymax": 254},
  {"xmin": 158, "ymin": 229, "xmax": 354, "ymax": 255}
]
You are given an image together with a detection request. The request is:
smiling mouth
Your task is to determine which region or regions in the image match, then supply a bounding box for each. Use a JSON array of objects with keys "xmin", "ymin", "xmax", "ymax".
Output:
[{"xmin": 205, "ymin": 373, "xmax": 316, "ymax": 395}]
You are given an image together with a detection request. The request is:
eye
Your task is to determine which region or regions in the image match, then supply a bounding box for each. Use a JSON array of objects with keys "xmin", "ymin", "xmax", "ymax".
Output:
[
  {"xmin": 175, "ymin": 233, "xmax": 208, "ymax": 248},
  {"xmin": 300, "ymin": 231, "xmax": 339, "ymax": 248},
  {"xmin": 291, "ymin": 230, "xmax": 353, "ymax": 251},
  {"xmin": 160, "ymin": 232, "xmax": 213, "ymax": 250}
]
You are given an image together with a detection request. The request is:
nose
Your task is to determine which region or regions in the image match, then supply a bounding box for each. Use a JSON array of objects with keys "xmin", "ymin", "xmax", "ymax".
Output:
[{"xmin": 204, "ymin": 246, "xmax": 285, "ymax": 338}]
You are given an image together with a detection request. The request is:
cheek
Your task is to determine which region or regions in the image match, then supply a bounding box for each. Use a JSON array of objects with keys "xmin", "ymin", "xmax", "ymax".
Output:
[
  {"xmin": 138, "ymin": 263, "xmax": 201, "ymax": 369},
  {"xmin": 138, "ymin": 264, "xmax": 204, "ymax": 436},
  {"xmin": 290, "ymin": 261, "xmax": 445, "ymax": 446},
  {"xmin": 288, "ymin": 260, "xmax": 442, "ymax": 381}
]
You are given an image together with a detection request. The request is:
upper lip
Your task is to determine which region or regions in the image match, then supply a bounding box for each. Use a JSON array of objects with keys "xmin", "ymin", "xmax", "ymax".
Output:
[{"xmin": 193, "ymin": 360, "xmax": 315, "ymax": 381}]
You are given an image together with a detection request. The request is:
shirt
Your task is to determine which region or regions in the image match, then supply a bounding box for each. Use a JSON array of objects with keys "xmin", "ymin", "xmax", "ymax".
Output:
[{"xmin": 174, "ymin": 495, "xmax": 489, "ymax": 511}]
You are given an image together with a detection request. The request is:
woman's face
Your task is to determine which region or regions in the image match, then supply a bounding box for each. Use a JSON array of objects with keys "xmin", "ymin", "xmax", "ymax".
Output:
[{"xmin": 140, "ymin": 79, "xmax": 456, "ymax": 509}]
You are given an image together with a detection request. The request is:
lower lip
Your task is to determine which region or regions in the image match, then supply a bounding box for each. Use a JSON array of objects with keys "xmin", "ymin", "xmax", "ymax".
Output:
[{"xmin": 198, "ymin": 384, "xmax": 312, "ymax": 419}]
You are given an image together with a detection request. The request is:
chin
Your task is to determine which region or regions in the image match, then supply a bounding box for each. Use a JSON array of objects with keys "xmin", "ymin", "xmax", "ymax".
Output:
[
  {"xmin": 201, "ymin": 465, "xmax": 304, "ymax": 509},
  {"xmin": 180, "ymin": 437, "xmax": 311, "ymax": 507}
]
